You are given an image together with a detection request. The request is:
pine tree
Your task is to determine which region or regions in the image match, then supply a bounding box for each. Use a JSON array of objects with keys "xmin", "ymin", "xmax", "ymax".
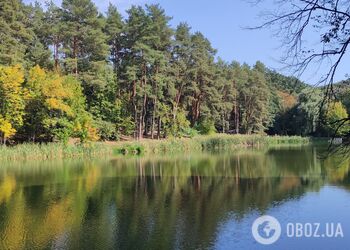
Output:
[
  {"xmin": 25, "ymin": 2, "xmax": 52, "ymax": 68},
  {"xmin": 170, "ymin": 23, "xmax": 193, "ymax": 127},
  {"xmin": 214, "ymin": 59, "xmax": 235, "ymax": 133},
  {"xmin": 145, "ymin": 4, "xmax": 173, "ymax": 138},
  {"xmin": 60, "ymin": 0, "xmax": 108, "ymax": 75},
  {"xmin": 0, "ymin": 1, "xmax": 335, "ymax": 142},
  {"xmin": 121, "ymin": 6, "xmax": 150, "ymax": 139},
  {"xmin": 188, "ymin": 32, "xmax": 216, "ymax": 126},
  {"xmin": 239, "ymin": 63, "xmax": 270, "ymax": 134},
  {"xmin": 43, "ymin": 1, "xmax": 63, "ymax": 70},
  {"xmin": 0, "ymin": 0, "xmax": 33, "ymax": 65},
  {"xmin": 105, "ymin": 3, "xmax": 124, "ymax": 72}
]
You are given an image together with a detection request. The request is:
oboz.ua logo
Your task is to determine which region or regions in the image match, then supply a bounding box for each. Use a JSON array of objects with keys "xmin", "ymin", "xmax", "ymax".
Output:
[
  {"xmin": 251, "ymin": 215, "xmax": 282, "ymax": 245},
  {"xmin": 252, "ymin": 215, "xmax": 344, "ymax": 245}
]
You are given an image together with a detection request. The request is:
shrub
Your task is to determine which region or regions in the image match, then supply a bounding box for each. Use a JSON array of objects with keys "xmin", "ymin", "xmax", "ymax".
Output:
[
  {"xmin": 94, "ymin": 119, "xmax": 118, "ymax": 141},
  {"xmin": 196, "ymin": 119, "xmax": 217, "ymax": 135}
]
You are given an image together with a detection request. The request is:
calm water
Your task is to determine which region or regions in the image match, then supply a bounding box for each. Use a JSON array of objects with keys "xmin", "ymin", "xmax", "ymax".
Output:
[{"xmin": 0, "ymin": 145, "xmax": 350, "ymax": 249}]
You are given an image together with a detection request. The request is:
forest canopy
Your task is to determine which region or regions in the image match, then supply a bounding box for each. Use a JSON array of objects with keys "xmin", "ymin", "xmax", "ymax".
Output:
[{"xmin": 0, "ymin": 0, "xmax": 349, "ymax": 144}]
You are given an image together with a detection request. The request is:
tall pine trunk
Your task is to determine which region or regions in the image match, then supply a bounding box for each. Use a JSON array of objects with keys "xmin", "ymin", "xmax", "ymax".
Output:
[
  {"xmin": 132, "ymin": 80, "xmax": 138, "ymax": 140},
  {"xmin": 157, "ymin": 116, "xmax": 161, "ymax": 139},
  {"xmin": 73, "ymin": 35, "xmax": 78, "ymax": 76},
  {"xmin": 173, "ymin": 83, "xmax": 184, "ymax": 119},
  {"xmin": 139, "ymin": 63, "xmax": 147, "ymax": 139},
  {"xmin": 151, "ymin": 65, "xmax": 159, "ymax": 139},
  {"xmin": 54, "ymin": 38, "xmax": 59, "ymax": 71},
  {"xmin": 234, "ymin": 91, "xmax": 239, "ymax": 134},
  {"xmin": 151, "ymin": 99, "xmax": 156, "ymax": 139}
]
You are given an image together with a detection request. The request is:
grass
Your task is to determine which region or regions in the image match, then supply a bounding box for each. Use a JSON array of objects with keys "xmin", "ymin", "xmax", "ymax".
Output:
[
  {"xmin": 114, "ymin": 134, "xmax": 310, "ymax": 155},
  {"xmin": 0, "ymin": 134, "xmax": 310, "ymax": 161},
  {"xmin": 0, "ymin": 142, "xmax": 113, "ymax": 161}
]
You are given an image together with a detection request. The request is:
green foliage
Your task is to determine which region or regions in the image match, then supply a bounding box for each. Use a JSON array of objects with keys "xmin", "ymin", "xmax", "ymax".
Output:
[
  {"xmin": 115, "ymin": 144, "xmax": 144, "ymax": 155},
  {"xmin": 60, "ymin": 0, "xmax": 108, "ymax": 74},
  {"xmin": 266, "ymin": 70, "xmax": 307, "ymax": 95},
  {"xmin": 324, "ymin": 101, "xmax": 349, "ymax": 136},
  {"xmin": 164, "ymin": 110, "xmax": 191, "ymax": 138},
  {"xmin": 182, "ymin": 127, "xmax": 199, "ymax": 138},
  {"xmin": 118, "ymin": 117, "xmax": 136, "ymax": 136},
  {"xmin": 239, "ymin": 63, "xmax": 271, "ymax": 134},
  {"xmin": 94, "ymin": 119, "xmax": 118, "ymax": 141},
  {"xmin": 196, "ymin": 119, "xmax": 217, "ymax": 135},
  {"xmin": 21, "ymin": 66, "xmax": 96, "ymax": 143},
  {"xmin": 105, "ymin": 3, "xmax": 123, "ymax": 70},
  {"xmin": 0, "ymin": 0, "xmax": 34, "ymax": 65},
  {"xmin": 0, "ymin": 1, "xmax": 331, "ymax": 145},
  {"xmin": 296, "ymin": 88, "xmax": 324, "ymax": 135}
]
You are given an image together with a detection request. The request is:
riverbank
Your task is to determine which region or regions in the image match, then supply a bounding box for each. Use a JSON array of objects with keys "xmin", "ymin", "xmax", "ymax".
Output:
[
  {"xmin": 0, "ymin": 134, "xmax": 309, "ymax": 161},
  {"xmin": 114, "ymin": 134, "xmax": 310, "ymax": 155}
]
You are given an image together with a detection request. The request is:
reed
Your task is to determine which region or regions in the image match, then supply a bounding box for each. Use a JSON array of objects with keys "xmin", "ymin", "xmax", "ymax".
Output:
[
  {"xmin": 0, "ymin": 135, "xmax": 309, "ymax": 161},
  {"xmin": 0, "ymin": 142, "xmax": 113, "ymax": 161},
  {"xmin": 115, "ymin": 134, "xmax": 310, "ymax": 155}
]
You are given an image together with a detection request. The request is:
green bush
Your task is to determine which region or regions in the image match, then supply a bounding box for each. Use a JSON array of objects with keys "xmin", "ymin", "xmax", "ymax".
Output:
[
  {"xmin": 183, "ymin": 127, "xmax": 199, "ymax": 138},
  {"xmin": 165, "ymin": 110, "xmax": 192, "ymax": 138},
  {"xmin": 196, "ymin": 119, "xmax": 217, "ymax": 135},
  {"xmin": 117, "ymin": 117, "xmax": 135, "ymax": 136},
  {"xmin": 94, "ymin": 119, "xmax": 118, "ymax": 141}
]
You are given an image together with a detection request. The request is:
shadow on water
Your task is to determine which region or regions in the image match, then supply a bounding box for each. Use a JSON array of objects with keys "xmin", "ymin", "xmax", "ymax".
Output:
[{"xmin": 0, "ymin": 145, "xmax": 349, "ymax": 249}]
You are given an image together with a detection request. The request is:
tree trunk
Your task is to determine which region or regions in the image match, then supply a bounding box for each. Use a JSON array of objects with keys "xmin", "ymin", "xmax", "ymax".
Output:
[
  {"xmin": 151, "ymin": 65, "xmax": 159, "ymax": 139},
  {"xmin": 139, "ymin": 112, "xmax": 143, "ymax": 140},
  {"xmin": 151, "ymin": 99, "xmax": 156, "ymax": 139},
  {"xmin": 73, "ymin": 36, "xmax": 78, "ymax": 76},
  {"xmin": 132, "ymin": 79, "xmax": 137, "ymax": 139},
  {"xmin": 234, "ymin": 97, "xmax": 239, "ymax": 134},
  {"xmin": 54, "ymin": 38, "xmax": 59, "ymax": 71},
  {"xmin": 173, "ymin": 84, "xmax": 184, "ymax": 119},
  {"xmin": 140, "ymin": 71, "xmax": 147, "ymax": 139},
  {"xmin": 157, "ymin": 117, "xmax": 161, "ymax": 140},
  {"xmin": 222, "ymin": 114, "xmax": 225, "ymax": 133},
  {"xmin": 191, "ymin": 95, "xmax": 201, "ymax": 126}
]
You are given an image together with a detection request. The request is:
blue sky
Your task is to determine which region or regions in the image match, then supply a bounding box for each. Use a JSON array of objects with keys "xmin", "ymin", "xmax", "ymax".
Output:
[{"xmin": 24, "ymin": 0, "xmax": 350, "ymax": 84}]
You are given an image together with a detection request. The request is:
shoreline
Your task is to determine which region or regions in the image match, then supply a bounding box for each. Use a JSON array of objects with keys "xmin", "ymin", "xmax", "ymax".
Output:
[
  {"xmin": 0, "ymin": 135, "xmax": 310, "ymax": 162},
  {"xmin": 113, "ymin": 134, "xmax": 310, "ymax": 156}
]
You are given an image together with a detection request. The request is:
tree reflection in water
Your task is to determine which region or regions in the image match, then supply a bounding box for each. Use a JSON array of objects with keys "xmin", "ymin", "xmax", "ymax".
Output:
[{"xmin": 0, "ymin": 145, "xmax": 349, "ymax": 249}]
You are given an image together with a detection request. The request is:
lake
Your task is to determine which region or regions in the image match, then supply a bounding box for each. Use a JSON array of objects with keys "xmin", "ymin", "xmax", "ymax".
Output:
[{"xmin": 0, "ymin": 145, "xmax": 349, "ymax": 249}]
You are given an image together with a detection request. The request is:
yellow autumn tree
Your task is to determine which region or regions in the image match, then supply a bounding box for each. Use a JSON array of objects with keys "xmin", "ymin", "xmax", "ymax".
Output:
[
  {"xmin": 25, "ymin": 66, "xmax": 98, "ymax": 143},
  {"xmin": 26, "ymin": 67, "xmax": 74, "ymax": 142},
  {"xmin": 0, "ymin": 116, "xmax": 16, "ymax": 144},
  {"xmin": 0, "ymin": 65, "xmax": 25, "ymax": 143},
  {"xmin": 43, "ymin": 74, "xmax": 73, "ymax": 116},
  {"xmin": 27, "ymin": 65, "xmax": 46, "ymax": 98}
]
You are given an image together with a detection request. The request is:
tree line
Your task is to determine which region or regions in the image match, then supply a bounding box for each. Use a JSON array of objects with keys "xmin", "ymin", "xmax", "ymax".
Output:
[{"xmin": 0, "ymin": 0, "xmax": 349, "ymax": 144}]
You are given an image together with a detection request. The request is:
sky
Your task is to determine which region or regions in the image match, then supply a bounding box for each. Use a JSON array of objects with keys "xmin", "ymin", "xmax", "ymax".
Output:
[{"xmin": 24, "ymin": 0, "xmax": 350, "ymax": 84}]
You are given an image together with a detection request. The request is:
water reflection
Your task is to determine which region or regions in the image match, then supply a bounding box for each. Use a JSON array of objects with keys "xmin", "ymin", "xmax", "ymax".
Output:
[{"xmin": 0, "ymin": 145, "xmax": 349, "ymax": 249}]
